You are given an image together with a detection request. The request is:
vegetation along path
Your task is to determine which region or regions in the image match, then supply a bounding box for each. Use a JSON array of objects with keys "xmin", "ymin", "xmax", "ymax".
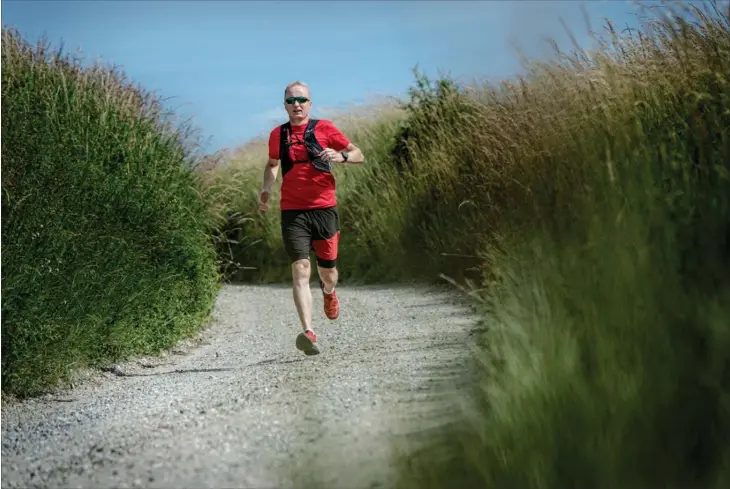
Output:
[{"xmin": 1, "ymin": 283, "xmax": 478, "ymax": 489}]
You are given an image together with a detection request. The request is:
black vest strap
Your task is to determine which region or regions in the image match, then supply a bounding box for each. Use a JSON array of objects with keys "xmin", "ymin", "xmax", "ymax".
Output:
[{"xmin": 279, "ymin": 119, "xmax": 331, "ymax": 176}]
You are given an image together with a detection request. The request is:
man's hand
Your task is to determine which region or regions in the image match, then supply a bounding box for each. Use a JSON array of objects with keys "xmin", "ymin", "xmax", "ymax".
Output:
[
  {"xmin": 258, "ymin": 189, "xmax": 270, "ymax": 212},
  {"xmin": 318, "ymin": 148, "xmax": 345, "ymax": 163}
]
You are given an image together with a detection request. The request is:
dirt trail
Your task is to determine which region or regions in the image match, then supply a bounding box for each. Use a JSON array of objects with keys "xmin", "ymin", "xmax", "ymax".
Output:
[{"xmin": 1, "ymin": 283, "xmax": 478, "ymax": 489}]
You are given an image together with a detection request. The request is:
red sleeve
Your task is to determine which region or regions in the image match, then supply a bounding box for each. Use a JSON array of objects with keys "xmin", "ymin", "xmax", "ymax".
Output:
[
  {"xmin": 268, "ymin": 127, "xmax": 280, "ymax": 160},
  {"xmin": 323, "ymin": 121, "xmax": 350, "ymax": 151}
]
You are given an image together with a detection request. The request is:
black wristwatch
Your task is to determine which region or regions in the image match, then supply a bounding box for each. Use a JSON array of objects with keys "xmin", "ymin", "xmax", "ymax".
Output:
[{"xmin": 341, "ymin": 151, "xmax": 349, "ymax": 162}]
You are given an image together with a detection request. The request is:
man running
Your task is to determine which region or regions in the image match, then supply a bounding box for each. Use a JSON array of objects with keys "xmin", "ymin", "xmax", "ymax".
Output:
[{"xmin": 258, "ymin": 81, "xmax": 365, "ymax": 355}]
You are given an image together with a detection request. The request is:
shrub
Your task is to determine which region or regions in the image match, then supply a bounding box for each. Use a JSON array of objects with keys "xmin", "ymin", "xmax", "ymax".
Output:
[{"xmin": 1, "ymin": 28, "xmax": 221, "ymax": 397}]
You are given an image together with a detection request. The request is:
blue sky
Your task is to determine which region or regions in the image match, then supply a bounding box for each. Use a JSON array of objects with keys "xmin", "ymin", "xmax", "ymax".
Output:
[{"xmin": 3, "ymin": 0, "xmax": 669, "ymax": 154}]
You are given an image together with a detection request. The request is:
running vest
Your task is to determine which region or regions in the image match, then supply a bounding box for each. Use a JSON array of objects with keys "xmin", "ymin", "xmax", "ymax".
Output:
[{"xmin": 279, "ymin": 119, "xmax": 331, "ymax": 176}]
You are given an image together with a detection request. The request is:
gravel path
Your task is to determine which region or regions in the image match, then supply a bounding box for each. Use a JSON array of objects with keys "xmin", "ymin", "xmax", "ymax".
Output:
[{"xmin": 1, "ymin": 283, "xmax": 478, "ymax": 489}]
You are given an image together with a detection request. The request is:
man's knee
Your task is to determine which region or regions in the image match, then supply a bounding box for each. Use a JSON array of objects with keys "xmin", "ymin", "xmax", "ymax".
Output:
[
  {"xmin": 318, "ymin": 264, "xmax": 337, "ymax": 279},
  {"xmin": 291, "ymin": 259, "xmax": 311, "ymax": 283}
]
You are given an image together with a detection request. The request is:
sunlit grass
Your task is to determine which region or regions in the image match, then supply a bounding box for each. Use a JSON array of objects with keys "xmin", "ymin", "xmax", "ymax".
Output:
[
  {"xmin": 1, "ymin": 28, "xmax": 221, "ymax": 397},
  {"xmin": 205, "ymin": 1, "xmax": 730, "ymax": 487}
]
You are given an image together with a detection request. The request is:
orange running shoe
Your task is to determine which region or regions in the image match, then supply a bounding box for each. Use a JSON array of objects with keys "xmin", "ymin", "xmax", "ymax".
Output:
[
  {"xmin": 295, "ymin": 329, "xmax": 319, "ymax": 355},
  {"xmin": 320, "ymin": 280, "xmax": 339, "ymax": 320}
]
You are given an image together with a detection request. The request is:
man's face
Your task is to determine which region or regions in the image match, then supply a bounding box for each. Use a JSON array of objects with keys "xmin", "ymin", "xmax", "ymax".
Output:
[{"xmin": 284, "ymin": 85, "xmax": 311, "ymax": 124}]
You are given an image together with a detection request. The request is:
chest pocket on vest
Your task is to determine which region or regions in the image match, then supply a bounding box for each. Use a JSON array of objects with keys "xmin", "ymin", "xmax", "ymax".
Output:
[{"xmin": 280, "ymin": 119, "xmax": 331, "ymax": 174}]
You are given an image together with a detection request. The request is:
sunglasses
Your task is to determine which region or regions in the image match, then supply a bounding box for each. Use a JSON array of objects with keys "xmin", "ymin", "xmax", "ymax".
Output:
[{"xmin": 285, "ymin": 96, "xmax": 310, "ymax": 105}]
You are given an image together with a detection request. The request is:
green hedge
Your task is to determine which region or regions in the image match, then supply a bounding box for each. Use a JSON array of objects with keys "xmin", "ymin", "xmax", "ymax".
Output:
[{"xmin": 1, "ymin": 28, "xmax": 221, "ymax": 398}]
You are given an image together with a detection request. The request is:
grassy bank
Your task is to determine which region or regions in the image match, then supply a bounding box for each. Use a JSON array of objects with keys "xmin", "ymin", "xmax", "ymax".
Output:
[
  {"xmin": 207, "ymin": 1, "xmax": 730, "ymax": 487},
  {"xmin": 389, "ymin": 3, "xmax": 730, "ymax": 488},
  {"xmin": 1, "ymin": 28, "xmax": 221, "ymax": 398}
]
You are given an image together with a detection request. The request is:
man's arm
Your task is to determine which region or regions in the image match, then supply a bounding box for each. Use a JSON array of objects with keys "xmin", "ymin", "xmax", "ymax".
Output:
[
  {"xmin": 258, "ymin": 158, "xmax": 279, "ymax": 212},
  {"xmin": 341, "ymin": 143, "xmax": 364, "ymax": 164},
  {"xmin": 262, "ymin": 158, "xmax": 280, "ymax": 192},
  {"xmin": 321, "ymin": 120, "xmax": 365, "ymax": 164}
]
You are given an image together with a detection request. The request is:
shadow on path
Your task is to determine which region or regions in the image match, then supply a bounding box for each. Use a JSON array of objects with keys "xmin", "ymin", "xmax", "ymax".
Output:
[{"xmin": 113, "ymin": 357, "xmax": 307, "ymax": 378}]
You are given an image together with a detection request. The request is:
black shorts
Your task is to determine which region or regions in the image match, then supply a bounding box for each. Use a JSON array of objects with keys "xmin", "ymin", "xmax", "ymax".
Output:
[{"xmin": 281, "ymin": 206, "xmax": 340, "ymax": 268}]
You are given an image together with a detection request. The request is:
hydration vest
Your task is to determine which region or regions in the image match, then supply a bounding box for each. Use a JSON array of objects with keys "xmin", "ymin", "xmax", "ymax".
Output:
[{"xmin": 279, "ymin": 119, "xmax": 331, "ymax": 176}]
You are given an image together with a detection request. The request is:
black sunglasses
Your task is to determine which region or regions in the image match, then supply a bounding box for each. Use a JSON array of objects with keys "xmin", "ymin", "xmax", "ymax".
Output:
[{"xmin": 285, "ymin": 96, "xmax": 310, "ymax": 105}]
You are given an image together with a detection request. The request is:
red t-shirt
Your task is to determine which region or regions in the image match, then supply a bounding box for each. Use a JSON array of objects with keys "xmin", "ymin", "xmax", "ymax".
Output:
[{"xmin": 268, "ymin": 119, "xmax": 350, "ymax": 210}]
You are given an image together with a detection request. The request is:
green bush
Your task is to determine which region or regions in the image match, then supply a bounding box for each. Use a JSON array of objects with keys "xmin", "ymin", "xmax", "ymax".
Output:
[{"xmin": 1, "ymin": 28, "xmax": 221, "ymax": 398}]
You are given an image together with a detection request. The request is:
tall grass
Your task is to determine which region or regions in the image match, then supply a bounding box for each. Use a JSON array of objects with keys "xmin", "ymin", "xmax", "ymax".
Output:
[
  {"xmin": 205, "ymin": 0, "xmax": 730, "ymax": 486},
  {"xmin": 1, "ymin": 28, "xmax": 221, "ymax": 398},
  {"xmin": 386, "ymin": 2, "xmax": 730, "ymax": 488}
]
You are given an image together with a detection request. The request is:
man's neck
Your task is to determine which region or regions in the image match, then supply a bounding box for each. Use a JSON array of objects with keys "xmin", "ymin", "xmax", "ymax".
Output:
[{"xmin": 290, "ymin": 116, "xmax": 309, "ymax": 126}]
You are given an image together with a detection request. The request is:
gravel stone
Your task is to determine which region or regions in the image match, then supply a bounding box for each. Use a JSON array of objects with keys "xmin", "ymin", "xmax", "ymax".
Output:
[{"xmin": 1, "ymin": 283, "xmax": 478, "ymax": 489}]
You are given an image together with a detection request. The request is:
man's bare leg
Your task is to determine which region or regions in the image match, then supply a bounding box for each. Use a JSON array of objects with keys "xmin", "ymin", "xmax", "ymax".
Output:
[
  {"xmin": 292, "ymin": 258, "xmax": 313, "ymax": 331},
  {"xmin": 317, "ymin": 263, "xmax": 340, "ymax": 320},
  {"xmin": 292, "ymin": 258, "xmax": 319, "ymax": 354},
  {"xmin": 318, "ymin": 265, "xmax": 338, "ymax": 294}
]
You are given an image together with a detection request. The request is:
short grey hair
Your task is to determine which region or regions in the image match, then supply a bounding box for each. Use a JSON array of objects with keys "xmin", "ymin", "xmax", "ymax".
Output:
[{"xmin": 284, "ymin": 80, "xmax": 310, "ymax": 99}]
